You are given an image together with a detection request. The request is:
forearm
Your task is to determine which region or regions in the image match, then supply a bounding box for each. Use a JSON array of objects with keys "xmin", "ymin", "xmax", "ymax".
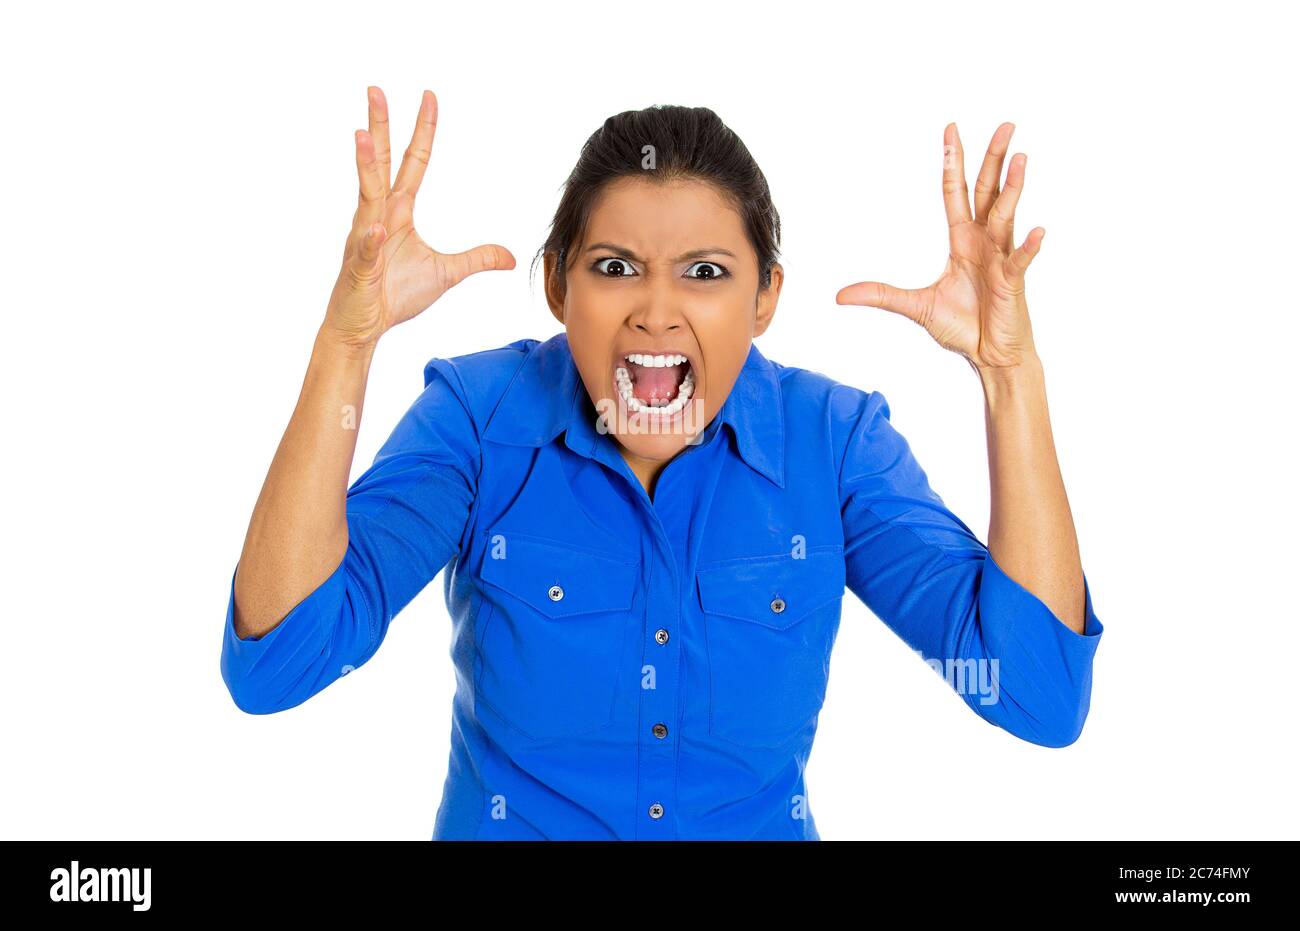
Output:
[
  {"xmin": 232, "ymin": 324, "xmax": 376, "ymax": 638},
  {"xmin": 978, "ymin": 353, "xmax": 1085, "ymax": 633}
]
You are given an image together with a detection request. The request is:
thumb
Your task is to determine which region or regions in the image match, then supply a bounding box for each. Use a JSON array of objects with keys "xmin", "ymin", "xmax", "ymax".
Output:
[
  {"xmin": 441, "ymin": 244, "xmax": 517, "ymax": 290},
  {"xmin": 835, "ymin": 280, "xmax": 930, "ymax": 325},
  {"xmin": 357, "ymin": 221, "xmax": 387, "ymax": 268}
]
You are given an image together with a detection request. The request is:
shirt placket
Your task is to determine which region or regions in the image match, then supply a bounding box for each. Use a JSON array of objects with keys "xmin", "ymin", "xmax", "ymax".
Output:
[{"xmin": 587, "ymin": 419, "xmax": 730, "ymax": 839}]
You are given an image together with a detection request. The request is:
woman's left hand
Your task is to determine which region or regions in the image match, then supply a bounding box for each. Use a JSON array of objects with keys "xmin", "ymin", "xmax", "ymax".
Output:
[{"xmin": 836, "ymin": 123, "xmax": 1043, "ymax": 372}]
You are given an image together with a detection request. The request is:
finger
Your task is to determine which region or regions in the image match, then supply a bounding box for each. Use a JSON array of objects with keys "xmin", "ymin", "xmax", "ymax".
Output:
[
  {"xmin": 440, "ymin": 244, "xmax": 517, "ymax": 290},
  {"xmin": 942, "ymin": 123, "xmax": 972, "ymax": 228},
  {"xmin": 393, "ymin": 89, "xmax": 438, "ymax": 197},
  {"xmin": 974, "ymin": 122, "xmax": 1014, "ymax": 224},
  {"xmin": 988, "ymin": 152, "xmax": 1026, "ymax": 253},
  {"xmin": 1004, "ymin": 227, "xmax": 1044, "ymax": 285},
  {"xmin": 835, "ymin": 281, "xmax": 931, "ymax": 326},
  {"xmin": 367, "ymin": 86, "xmax": 392, "ymax": 192},
  {"xmin": 354, "ymin": 129, "xmax": 387, "ymax": 229}
]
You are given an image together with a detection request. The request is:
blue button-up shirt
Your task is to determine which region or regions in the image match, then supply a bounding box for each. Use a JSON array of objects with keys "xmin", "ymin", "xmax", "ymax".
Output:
[{"xmin": 220, "ymin": 333, "xmax": 1103, "ymax": 840}]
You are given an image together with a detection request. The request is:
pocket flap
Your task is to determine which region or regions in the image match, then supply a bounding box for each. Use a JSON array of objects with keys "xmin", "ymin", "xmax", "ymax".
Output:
[
  {"xmin": 696, "ymin": 547, "xmax": 846, "ymax": 630},
  {"xmin": 480, "ymin": 532, "xmax": 639, "ymax": 618}
]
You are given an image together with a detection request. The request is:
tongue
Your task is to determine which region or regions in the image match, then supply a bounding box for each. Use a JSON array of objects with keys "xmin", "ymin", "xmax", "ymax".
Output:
[{"xmin": 632, "ymin": 363, "xmax": 686, "ymax": 403}]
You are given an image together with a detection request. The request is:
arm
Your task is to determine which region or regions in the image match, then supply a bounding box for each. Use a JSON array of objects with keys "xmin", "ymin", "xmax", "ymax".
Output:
[
  {"xmin": 838, "ymin": 120, "xmax": 1085, "ymax": 632},
  {"xmin": 223, "ymin": 85, "xmax": 513, "ymax": 712},
  {"xmin": 835, "ymin": 121, "xmax": 1101, "ymax": 746}
]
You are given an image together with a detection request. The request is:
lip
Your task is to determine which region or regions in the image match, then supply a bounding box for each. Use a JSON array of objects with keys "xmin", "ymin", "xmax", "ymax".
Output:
[{"xmin": 610, "ymin": 348, "xmax": 702, "ymax": 421}]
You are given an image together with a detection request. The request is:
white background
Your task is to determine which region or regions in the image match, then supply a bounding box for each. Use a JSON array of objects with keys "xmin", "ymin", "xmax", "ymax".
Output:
[{"xmin": 3, "ymin": 0, "xmax": 1296, "ymax": 840}]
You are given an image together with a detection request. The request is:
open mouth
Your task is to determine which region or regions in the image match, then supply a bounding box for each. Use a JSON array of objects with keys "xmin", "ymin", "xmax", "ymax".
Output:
[{"xmin": 613, "ymin": 351, "xmax": 696, "ymax": 416}]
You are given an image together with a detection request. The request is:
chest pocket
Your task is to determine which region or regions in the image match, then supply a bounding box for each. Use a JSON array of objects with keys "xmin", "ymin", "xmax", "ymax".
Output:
[
  {"xmin": 475, "ymin": 530, "xmax": 639, "ymax": 741},
  {"xmin": 697, "ymin": 545, "xmax": 846, "ymax": 749}
]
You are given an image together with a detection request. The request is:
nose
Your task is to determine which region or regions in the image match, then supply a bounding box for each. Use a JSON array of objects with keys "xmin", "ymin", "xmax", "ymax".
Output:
[
  {"xmin": 634, "ymin": 319, "xmax": 681, "ymax": 336},
  {"xmin": 629, "ymin": 278, "xmax": 684, "ymax": 336}
]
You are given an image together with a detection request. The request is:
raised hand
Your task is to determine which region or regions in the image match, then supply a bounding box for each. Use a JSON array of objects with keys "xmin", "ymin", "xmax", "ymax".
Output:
[
  {"xmin": 836, "ymin": 123, "xmax": 1043, "ymax": 371},
  {"xmin": 323, "ymin": 87, "xmax": 516, "ymax": 349}
]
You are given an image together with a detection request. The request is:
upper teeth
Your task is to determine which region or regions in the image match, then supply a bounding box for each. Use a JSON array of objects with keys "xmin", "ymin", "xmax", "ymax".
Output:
[{"xmin": 624, "ymin": 353, "xmax": 688, "ymax": 367}]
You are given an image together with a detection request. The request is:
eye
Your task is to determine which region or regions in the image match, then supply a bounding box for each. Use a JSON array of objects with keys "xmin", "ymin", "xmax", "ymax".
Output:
[
  {"xmin": 685, "ymin": 261, "xmax": 729, "ymax": 281},
  {"xmin": 592, "ymin": 257, "xmax": 638, "ymax": 278}
]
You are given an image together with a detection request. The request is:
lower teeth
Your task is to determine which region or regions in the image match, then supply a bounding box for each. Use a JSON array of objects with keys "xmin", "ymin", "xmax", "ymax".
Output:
[{"xmin": 615, "ymin": 366, "xmax": 694, "ymax": 414}]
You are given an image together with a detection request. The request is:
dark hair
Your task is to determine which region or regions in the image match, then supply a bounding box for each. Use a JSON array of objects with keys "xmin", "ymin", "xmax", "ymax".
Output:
[{"xmin": 530, "ymin": 105, "xmax": 781, "ymax": 297}]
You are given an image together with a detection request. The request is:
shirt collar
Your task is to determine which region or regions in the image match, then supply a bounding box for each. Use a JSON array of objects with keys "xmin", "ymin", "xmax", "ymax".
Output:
[{"xmin": 482, "ymin": 332, "xmax": 784, "ymax": 488}]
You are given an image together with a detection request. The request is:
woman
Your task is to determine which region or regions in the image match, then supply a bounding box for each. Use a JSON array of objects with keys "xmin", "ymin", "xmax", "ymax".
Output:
[{"xmin": 221, "ymin": 87, "xmax": 1103, "ymax": 840}]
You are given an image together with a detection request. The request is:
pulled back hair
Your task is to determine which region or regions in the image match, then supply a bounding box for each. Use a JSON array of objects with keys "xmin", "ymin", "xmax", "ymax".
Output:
[{"xmin": 531, "ymin": 105, "xmax": 781, "ymax": 297}]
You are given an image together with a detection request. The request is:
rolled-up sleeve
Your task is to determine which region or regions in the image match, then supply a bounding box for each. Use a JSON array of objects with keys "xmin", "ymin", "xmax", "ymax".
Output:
[
  {"xmin": 834, "ymin": 386, "xmax": 1103, "ymax": 748},
  {"xmin": 220, "ymin": 358, "xmax": 480, "ymax": 715}
]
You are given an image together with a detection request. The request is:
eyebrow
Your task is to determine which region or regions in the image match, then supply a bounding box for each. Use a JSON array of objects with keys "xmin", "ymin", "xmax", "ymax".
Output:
[{"xmin": 583, "ymin": 242, "xmax": 738, "ymax": 263}]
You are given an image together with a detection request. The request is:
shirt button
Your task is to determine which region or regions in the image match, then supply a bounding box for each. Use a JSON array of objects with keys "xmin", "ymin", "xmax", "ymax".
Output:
[
  {"xmin": 548, "ymin": 585, "xmax": 564, "ymax": 602},
  {"xmin": 770, "ymin": 597, "xmax": 786, "ymax": 614},
  {"xmin": 652, "ymin": 722, "xmax": 668, "ymax": 738},
  {"xmin": 655, "ymin": 628, "xmax": 669, "ymax": 644},
  {"xmin": 648, "ymin": 803, "xmax": 664, "ymax": 819}
]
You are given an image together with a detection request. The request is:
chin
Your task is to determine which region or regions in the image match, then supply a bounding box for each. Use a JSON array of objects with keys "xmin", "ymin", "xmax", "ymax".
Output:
[{"xmin": 613, "ymin": 424, "xmax": 696, "ymax": 459}]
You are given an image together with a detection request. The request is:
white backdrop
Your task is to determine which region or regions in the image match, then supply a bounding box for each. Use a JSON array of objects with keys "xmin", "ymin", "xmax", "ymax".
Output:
[{"xmin": 3, "ymin": 0, "xmax": 1296, "ymax": 840}]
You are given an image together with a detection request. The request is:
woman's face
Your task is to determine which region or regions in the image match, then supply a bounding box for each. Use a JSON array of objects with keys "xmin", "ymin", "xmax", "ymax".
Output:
[{"xmin": 546, "ymin": 175, "xmax": 782, "ymax": 472}]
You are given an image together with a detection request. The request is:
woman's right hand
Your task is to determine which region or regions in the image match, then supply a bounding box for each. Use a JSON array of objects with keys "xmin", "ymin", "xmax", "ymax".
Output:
[{"xmin": 322, "ymin": 87, "xmax": 516, "ymax": 349}]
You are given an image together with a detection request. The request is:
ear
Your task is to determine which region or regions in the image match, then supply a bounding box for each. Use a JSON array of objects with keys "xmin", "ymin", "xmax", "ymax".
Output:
[
  {"xmin": 543, "ymin": 251, "xmax": 566, "ymax": 326},
  {"xmin": 752, "ymin": 262, "xmax": 783, "ymax": 338}
]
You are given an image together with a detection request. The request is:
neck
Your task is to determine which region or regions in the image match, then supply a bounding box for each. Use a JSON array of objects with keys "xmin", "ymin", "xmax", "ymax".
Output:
[{"xmin": 619, "ymin": 448, "xmax": 668, "ymax": 500}]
